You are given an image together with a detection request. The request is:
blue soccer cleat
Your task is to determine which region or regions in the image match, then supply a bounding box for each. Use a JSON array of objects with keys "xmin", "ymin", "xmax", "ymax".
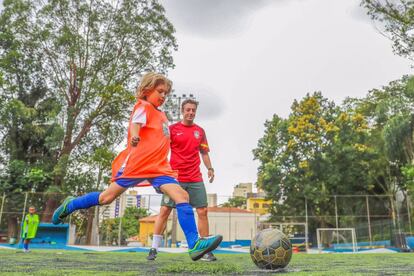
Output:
[
  {"xmin": 52, "ymin": 196, "xmax": 74, "ymax": 225},
  {"xmin": 189, "ymin": 235, "xmax": 223, "ymax": 261}
]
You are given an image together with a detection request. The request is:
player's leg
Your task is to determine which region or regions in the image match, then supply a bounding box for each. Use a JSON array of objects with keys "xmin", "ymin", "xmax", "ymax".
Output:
[
  {"xmin": 147, "ymin": 205, "xmax": 173, "ymax": 261},
  {"xmin": 188, "ymin": 182, "xmax": 217, "ymax": 261},
  {"xmin": 23, "ymin": 239, "xmax": 30, "ymax": 253},
  {"xmin": 155, "ymin": 178, "xmax": 222, "ymax": 261},
  {"xmin": 159, "ymin": 184, "xmax": 197, "ymax": 245},
  {"xmin": 52, "ymin": 182, "xmax": 127, "ymax": 224},
  {"xmin": 187, "ymin": 182, "xmax": 209, "ymax": 237}
]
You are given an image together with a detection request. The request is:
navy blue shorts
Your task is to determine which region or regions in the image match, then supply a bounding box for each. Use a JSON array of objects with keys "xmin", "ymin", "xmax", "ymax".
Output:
[{"xmin": 114, "ymin": 171, "xmax": 178, "ymax": 194}]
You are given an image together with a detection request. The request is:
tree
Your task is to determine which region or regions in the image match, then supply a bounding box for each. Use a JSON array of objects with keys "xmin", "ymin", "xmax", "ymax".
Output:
[
  {"xmin": 0, "ymin": 0, "xmax": 177, "ymax": 192},
  {"xmin": 0, "ymin": 0, "xmax": 177, "ymax": 224},
  {"xmin": 347, "ymin": 76, "xmax": 414, "ymax": 195},
  {"xmin": 123, "ymin": 207, "xmax": 149, "ymax": 238},
  {"xmin": 221, "ymin": 196, "xmax": 246, "ymax": 208},
  {"xmin": 99, "ymin": 207, "xmax": 149, "ymax": 245},
  {"xmin": 253, "ymin": 92, "xmax": 374, "ymax": 229},
  {"xmin": 361, "ymin": 0, "xmax": 414, "ymax": 61}
]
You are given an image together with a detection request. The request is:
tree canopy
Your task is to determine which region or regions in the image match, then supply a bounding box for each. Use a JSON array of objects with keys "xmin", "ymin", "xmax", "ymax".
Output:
[
  {"xmin": 0, "ymin": 0, "xmax": 177, "ymax": 194},
  {"xmin": 361, "ymin": 0, "xmax": 414, "ymax": 61},
  {"xmin": 254, "ymin": 92, "xmax": 376, "ymax": 225}
]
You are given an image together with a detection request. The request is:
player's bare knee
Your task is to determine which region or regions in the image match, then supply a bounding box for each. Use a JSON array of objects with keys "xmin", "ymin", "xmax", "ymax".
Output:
[
  {"xmin": 99, "ymin": 194, "xmax": 115, "ymax": 205},
  {"xmin": 180, "ymin": 192, "xmax": 189, "ymax": 203},
  {"xmin": 196, "ymin": 207, "xmax": 208, "ymax": 218},
  {"xmin": 175, "ymin": 190, "xmax": 189, "ymax": 203}
]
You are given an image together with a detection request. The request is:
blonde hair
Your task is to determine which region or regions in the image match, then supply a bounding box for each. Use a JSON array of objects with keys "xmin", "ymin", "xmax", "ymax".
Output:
[{"xmin": 135, "ymin": 72, "xmax": 172, "ymax": 99}]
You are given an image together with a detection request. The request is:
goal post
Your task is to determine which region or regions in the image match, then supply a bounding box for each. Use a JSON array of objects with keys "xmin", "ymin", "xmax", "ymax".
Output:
[
  {"xmin": 317, "ymin": 228, "xmax": 357, "ymax": 253},
  {"xmin": 259, "ymin": 222, "xmax": 309, "ymax": 252}
]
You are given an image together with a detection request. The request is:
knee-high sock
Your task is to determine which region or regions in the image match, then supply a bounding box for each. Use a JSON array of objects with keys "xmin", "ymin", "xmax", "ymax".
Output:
[
  {"xmin": 151, "ymin": 234, "xmax": 163, "ymax": 249},
  {"xmin": 23, "ymin": 242, "xmax": 28, "ymax": 250},
  {"xmin": 176, "ymin": 203, "xmax": 199, "ymax": 249},
  {"xmin": 66, "ymin": 192, "xmax": 101, "ymax": 214}
]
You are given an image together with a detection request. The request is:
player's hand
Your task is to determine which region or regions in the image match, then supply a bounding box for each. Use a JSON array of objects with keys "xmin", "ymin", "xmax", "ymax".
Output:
[
  {"xmin": 130, "ymin": 136, "xmax": 140, "ymax": 147},
  {"xmin": 208, "ymin": 168, "xmax": 215, "ymax": 183}
]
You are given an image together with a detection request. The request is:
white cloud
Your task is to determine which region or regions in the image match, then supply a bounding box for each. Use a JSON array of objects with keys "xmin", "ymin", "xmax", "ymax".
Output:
[{"xmin": 160, "ymin": 0, "xmax": 273, "ymax": 37}]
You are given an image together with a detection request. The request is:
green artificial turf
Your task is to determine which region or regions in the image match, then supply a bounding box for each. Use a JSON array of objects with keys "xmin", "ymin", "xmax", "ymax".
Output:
[{"xmin": 1, "ymin": 249, "xmax": 414, "ymax": 275}]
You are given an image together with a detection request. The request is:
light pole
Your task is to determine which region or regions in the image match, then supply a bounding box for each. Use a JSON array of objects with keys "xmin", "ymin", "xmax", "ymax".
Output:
[
  {"xmin": 163, "ymin": 93, "xmax": 195, "ymax": 123},
  {"xmin": 163, "ymin": 92, "xmax": 195, "ymax": 247}
]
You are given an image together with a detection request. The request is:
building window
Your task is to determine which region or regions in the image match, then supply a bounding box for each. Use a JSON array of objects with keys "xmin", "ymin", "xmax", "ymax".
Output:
[
  {"xmin": 263, "ymin": 204, "xmax": 269, "ymax": 208},
  {"xmin": 253, "ymin": 203, "xmax": 260, "ymax": 208}
]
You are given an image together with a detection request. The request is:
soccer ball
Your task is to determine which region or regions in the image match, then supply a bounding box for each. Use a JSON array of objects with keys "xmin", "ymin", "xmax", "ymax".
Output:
[{"xmin": 250, "ymin": 228, "xmax": 292, "ymax": 270}]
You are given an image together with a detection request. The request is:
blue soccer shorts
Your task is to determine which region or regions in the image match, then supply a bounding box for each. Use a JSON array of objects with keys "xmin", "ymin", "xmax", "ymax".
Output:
[{"xmin": 114, "ymin": 171, "xmax": 178, "ymax": 194}]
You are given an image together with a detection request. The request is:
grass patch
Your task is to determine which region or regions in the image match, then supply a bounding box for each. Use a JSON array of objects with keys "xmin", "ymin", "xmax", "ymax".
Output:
[
  {"xmin": 158, "ymin": 262, "xmax": 243, "ymax": 274},
  {"xmin": 1, "ymin": 249, "xmax": 414, "ymax": 275}
]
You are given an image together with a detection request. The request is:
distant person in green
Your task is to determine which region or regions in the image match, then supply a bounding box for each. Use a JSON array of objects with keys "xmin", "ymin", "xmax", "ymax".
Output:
[{"xmin": 21, "ymin": 206, "xmax": 39, "ymax": 253}]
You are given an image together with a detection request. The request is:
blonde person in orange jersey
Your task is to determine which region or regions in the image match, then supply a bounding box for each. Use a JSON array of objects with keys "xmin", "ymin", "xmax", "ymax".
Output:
[
  {"xmin": 52, "ymin": 72, "xmax": 222, "ymax": 261},
  {"xmin": 147, "ymin": 99, "xmax": 217, "ymax": 262}
]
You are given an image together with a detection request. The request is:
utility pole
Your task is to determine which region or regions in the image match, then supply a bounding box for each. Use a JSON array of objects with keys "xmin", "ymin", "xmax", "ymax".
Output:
[{"xmin": 163, "ymin": 92, "xmax": 195, "ymax": 247}]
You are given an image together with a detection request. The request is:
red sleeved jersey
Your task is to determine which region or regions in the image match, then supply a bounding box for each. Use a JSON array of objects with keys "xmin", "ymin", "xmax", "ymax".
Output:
[{"xmin": 169, "ymin": 122, "xmax": 210, "ymax": 182}]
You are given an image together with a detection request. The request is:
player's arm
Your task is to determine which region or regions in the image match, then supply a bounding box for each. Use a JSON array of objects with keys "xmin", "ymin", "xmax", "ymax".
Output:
[
  {"xmin": 130, "ymin": 106, "xmax": 146, "ymax": 147},
  {"xmin": 201, "ymin": 152, "xmax": 214, "ymax": 183},
  {"xmin": 130, "ymin": 123, "xmax": 142, "ymax": 147}
]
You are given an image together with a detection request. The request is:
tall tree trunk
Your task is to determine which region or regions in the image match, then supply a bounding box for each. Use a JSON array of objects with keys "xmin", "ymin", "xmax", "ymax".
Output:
[
  {"xmin": 7, "ymin": 216, "xmax": 18, "ymax": 240},
  {"xmin": 85, "ymin": 208, "xmax": 95, "ymax": 244},
  {"xmin": 42, "ymin": 196, "xmax": 60, "ymax": 222}
]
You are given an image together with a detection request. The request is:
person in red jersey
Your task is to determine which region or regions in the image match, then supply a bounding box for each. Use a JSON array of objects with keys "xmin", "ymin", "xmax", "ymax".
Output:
[{"xmin": 147, "ymin": 99, "xmax": 217, "ymax": 262}]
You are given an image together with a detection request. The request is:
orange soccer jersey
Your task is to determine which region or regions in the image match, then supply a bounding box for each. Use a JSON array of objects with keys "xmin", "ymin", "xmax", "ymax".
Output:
[{"xmin": 111, "ymin": 100, "xmax": 177, "ymax": 182}]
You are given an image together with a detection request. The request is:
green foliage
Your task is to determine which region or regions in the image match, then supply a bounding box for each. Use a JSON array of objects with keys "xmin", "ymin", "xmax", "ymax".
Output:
[
  {"xmin": 361, "ymin": 0, "xmax": 414, "ymax": 61},
  {"xmin": 0, "ymin": 160, "xmax": 52, "ymax": 193},
  {"xmin": 221, "ymin": 196, "xmax": 246, "ymax": 208},
  {"xmin": 402, "ymin": 165, "xmax": 414, "ymax": 193},
  {"xmin": 99, "ymin": 207, "xmax": 149, "ymax": 245},
  {"xmin": 0, "ymin": 0, "xmax": 177, "ymax": 193},
  {"xmin": 347, "ymin": 76, "xmax": 414, "ymax": 194},
  {"xmin": 123, "ymin": 207, "xmax": 149, "ymax": 238},
  {"xmin": 254, "ymin": 92, "xmax": 374, "ymax": 226}
]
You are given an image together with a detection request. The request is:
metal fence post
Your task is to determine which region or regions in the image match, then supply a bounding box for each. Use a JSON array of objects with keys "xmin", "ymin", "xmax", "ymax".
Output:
[
  {"xmin": 0, "ymin": 193, "xmax": 5, "ymax": 227},
  {"xmin": 22, "ymin": 192, "xmax": 29, "ymax": 220},
  {"xmin": 334, "ymin": 195, "xmax": 339, "ymax": 245},
  {"xmin": 229, "ymin": 205, "xmax": 232, "ymax": 242},
  {"xmin": 406, "ymin": 193, "xmax": 412, "ymax": 234},
  {"xmin": 96, "ymin": 206, "xmax": 100, "ymax": 247},
  {"xmin": 305, "ymin": 197, "xmax": 309, "ymax": 252},
  {"xmin": 118, "ymin": 198, "xmax": 123, "ymax": 247},
  {"xmin": 366, "ymin": 195, "xmax": 372, "ymax": 245}
]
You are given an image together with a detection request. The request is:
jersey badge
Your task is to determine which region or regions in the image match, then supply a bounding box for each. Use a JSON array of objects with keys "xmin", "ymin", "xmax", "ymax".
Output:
[{"xmin": 194, "ymin": 130, "xmax": 200, "ymax": 139}]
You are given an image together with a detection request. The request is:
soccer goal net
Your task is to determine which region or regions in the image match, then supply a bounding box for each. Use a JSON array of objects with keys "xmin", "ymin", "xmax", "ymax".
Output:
[
  {"xmin": 316, "ymin": 228, "xmax": 357, "ymax": 253},
  {"xmin": 259, "ymin": 222, "xmax": 309, "ymax": 251}
]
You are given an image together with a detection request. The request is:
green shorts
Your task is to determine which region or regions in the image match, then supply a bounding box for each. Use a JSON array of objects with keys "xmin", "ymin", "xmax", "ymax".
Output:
[{"xmin": 161, "ymin": 182, "xmax": 207, "ymax": 208}]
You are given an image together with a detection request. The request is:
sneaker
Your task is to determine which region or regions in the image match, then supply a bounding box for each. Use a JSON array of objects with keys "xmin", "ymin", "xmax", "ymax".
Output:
[
  {"xmin": 52, "ymin": 196, "xmax": 74, "ymax": 225},
  {"xmin": 146, "ymin": 248, "xmax": 157, "ymax": 261},
  {"xmin": 189, "ymin": 235, "xmax": 222, "ymax": 261},
  {"xmin": 200, "ymin": 252, "xmax": 217, "ymax": 262},
  {"xmin": 23, "ymin": 249, "xmax": 30, "ymax": 253}
]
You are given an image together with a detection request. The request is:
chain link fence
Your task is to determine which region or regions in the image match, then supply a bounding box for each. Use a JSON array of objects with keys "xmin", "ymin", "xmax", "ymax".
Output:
[{"xmin": 0, "ymin": 192, "xmax": 412, "ymax": 251}]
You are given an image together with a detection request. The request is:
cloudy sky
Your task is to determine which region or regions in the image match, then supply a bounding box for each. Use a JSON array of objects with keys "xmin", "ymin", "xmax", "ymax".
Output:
[{"xmin": 147, "ymin": 0, "xmax": 413, "ymax": 202}]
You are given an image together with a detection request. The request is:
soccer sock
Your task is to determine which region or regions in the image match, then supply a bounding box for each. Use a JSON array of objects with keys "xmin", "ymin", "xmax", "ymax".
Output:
[
  {"xmin": 151, "ymin": 234, "xmax": 163, "ymax": 249},
  {"xmin": 176, "ymin": 203, "xmax": 199, "ymax": 249},
  {"xmin": 23, "ymin": 242, "xmax": 28, "ymax": 250},
  {"xmin": 66, "ymin": 192, "xmax": 101, "ymax": 214}
]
